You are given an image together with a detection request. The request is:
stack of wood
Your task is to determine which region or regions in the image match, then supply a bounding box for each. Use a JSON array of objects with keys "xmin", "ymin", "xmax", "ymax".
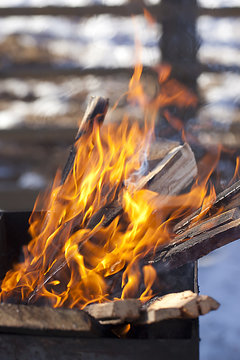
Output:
[{"xmin": 85, "ymin": 291, "xmax": 219, "ymax": 326}]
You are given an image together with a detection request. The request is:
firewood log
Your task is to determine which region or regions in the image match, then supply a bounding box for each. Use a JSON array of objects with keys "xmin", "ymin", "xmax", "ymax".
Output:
[
  {"xmin": 149, "ymin": 208, "xmax": 240, "ymax": 271},
  {"xmin": 135, "ymin": 143, "xmax": 197, "ymax": 195},
  {"xmin": 174, "ymin": 179, "xmax": 240, "ymax": 235},
  {"xmin": 84, "ymin": 299, "xmax": 141, "ymax": 325}
]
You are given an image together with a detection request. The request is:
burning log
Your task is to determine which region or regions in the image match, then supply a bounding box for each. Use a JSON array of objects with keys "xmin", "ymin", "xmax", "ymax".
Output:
[
  {"xmin": 0, "ymin": 302, "xmax": 104, "ymax": 337},
  {"xmin": 138, "ymin": 291, "xmax": 219, "ymax": 325},
  {"xmin": 61, "ymin": 96, "xmax": 109, "ymax": 184},
  {"xmin": 87, "ymin": 142, "xmax": 197, "ymax": 229},
  {"xmin": 150, "ymin": 207, "xmax": 240, "ymax": 271}
]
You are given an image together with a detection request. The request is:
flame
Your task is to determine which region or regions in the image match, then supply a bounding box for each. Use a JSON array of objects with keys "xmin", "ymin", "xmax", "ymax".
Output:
[
  {"xmin": 0, "ymin": 119, "xmax": 221, "ymax": 308},
  {"xmin": 143, "ymin": 8, "xmax": 156, "ymax": 26},
  {"xmin": 0, "ymin": 36, "xmax": 227, "ymax": 310}
]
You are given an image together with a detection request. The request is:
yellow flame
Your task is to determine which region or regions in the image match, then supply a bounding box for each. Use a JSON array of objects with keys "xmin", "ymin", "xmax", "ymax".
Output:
[{"xmin": 0, "ymin": 29, "xmax": 227, "ymax": 309}]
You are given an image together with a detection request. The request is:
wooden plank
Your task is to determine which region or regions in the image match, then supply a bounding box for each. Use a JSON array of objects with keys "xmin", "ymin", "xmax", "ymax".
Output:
[
  {"xmin": 85, "ymin": 299, "xmax": 141, "ymax": 325},
  {"xmin": 138, "ymin": 291, "xmax": 219, "ymax": 324},
  {"xmin": 0, "ymin": 303, "xmax": 103, "ymax": 337}
]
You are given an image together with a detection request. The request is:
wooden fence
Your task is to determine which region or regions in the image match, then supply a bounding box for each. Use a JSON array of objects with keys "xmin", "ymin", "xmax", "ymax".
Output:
[
  {"xmin": 0, "ymin": 1, "xmax": 239, "ymax": 80},
  {"xmin": 0, "ymin": 0, "xmax": 239, "ymax": 210}
]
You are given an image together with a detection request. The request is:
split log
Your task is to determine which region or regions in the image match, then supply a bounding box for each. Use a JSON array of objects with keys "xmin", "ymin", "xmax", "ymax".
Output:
[
  {"xmin": 150, "ymin": 208, "xmax": 240, "ymax": 271},
  {"xmin": 138, "ymin": 291, "xmax": 219, "ymax": 324},
  {"xmin": 147, "ymin": 138, "xmax": 180, "ymax": 171},
  {"xmin": 0, "ymin": 303, "xmax": 104, "ymax": 337},
  {"xmin": 84, "ymin": 299, "xmax": 141, "ymax": 325},
  {"xmin": 135, "ymin": 143, "xmax": 197, "ymax": 195},
  {"xmin": 174, "ymin": 179, "xmax": 240, "ymax": 235},
  {"xmin": 61, "ymin": 96, "xmax": 109, "ymax": 184}
]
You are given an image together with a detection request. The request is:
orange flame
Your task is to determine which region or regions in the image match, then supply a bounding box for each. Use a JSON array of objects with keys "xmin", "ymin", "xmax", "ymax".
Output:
[
  {"xmin": 143, "ymin": 8, "xmax": 156, "ymax": 26},
  {"xmin": 0, "ymin": 40, "xmax": 226, "ymax": 310}
]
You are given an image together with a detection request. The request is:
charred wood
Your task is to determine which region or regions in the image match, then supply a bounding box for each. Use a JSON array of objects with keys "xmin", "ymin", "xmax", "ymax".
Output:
[
  {"xmin": 174, "ymin": 179, "xmax": 240, "ymax": 235},
  {"xmin": 150, "ymin": 210, "xmax": 240, "ymax": 271}
]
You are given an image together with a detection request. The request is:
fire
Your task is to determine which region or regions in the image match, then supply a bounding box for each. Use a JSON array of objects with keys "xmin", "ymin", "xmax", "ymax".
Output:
[{"xmin": 0, "ymin": 33, "xmax": 228, "ymax": 310}]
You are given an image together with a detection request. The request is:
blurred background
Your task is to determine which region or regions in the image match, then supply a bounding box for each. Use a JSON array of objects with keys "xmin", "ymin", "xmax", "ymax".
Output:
[{"xmin": 0, "ymin": 0, "xmax": 239, "ymax": 358}]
